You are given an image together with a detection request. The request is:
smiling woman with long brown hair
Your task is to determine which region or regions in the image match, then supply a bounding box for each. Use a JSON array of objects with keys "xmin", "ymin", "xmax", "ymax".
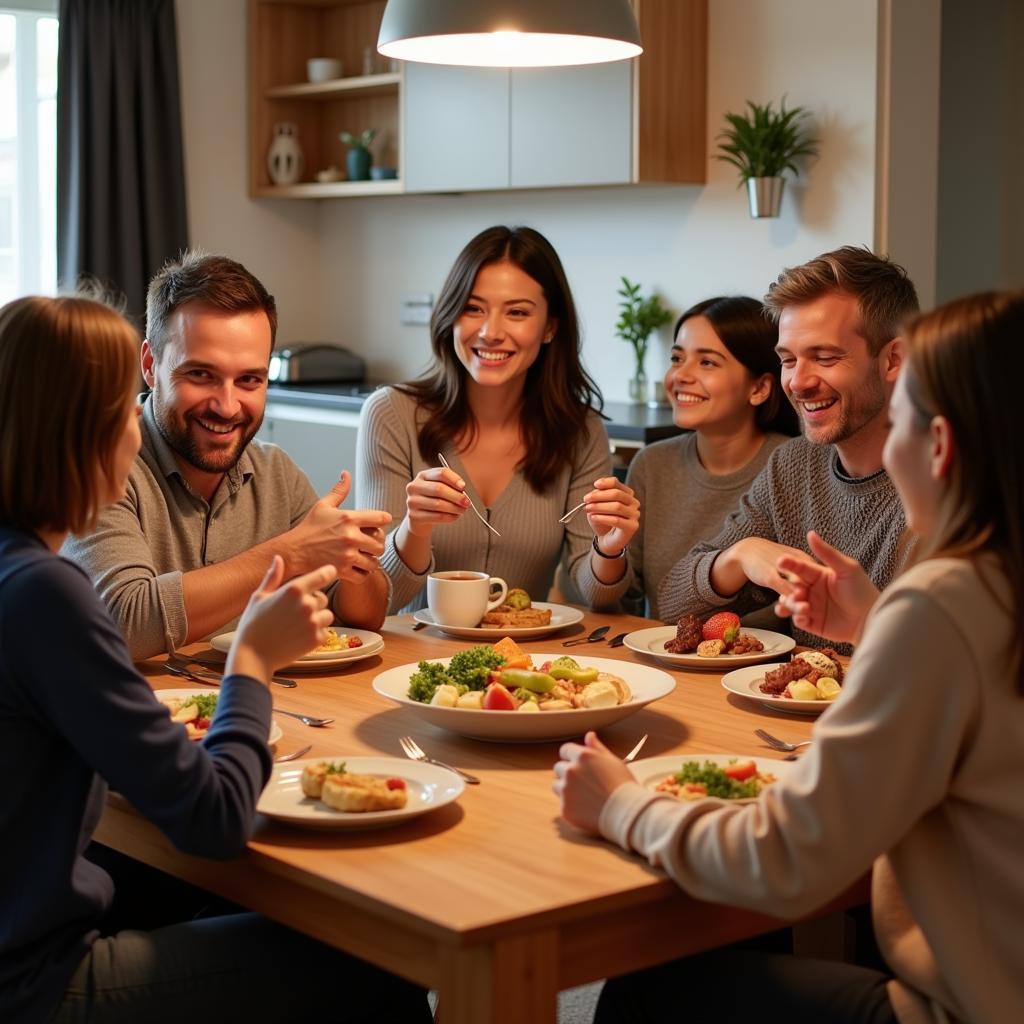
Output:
[
  {"xmin": 357, "ymin": 225, "xmax": 639, "ymax": 613},
  {"xmin": 0, "ymin": 294, "xmax": 430, "ymax": 1023},
  {"xmin": 555, "ymin": 289, "xmax": 1024, "ymax": 1024}
]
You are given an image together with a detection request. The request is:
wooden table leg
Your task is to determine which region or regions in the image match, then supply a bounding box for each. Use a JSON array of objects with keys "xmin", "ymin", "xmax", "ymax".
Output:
[{"xmin": 437, "ymin": 929, "xmax": 559, "ymax": 1024}]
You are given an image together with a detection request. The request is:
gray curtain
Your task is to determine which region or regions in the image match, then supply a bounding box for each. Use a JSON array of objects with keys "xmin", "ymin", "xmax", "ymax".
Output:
[{"xmin": 57, "ymin": 0, "xmax": 188, "ymax": 325}]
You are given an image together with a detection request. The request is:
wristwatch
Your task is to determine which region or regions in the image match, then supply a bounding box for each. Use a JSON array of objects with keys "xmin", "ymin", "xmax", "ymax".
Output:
[{"xmin": 592, "ymin": 535, "xmax": 626, "ymax": 560}]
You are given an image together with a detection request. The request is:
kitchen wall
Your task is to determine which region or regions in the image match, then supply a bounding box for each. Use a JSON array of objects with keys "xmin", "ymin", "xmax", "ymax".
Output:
[{"xmin": 176, "ymin": 0, "xmax": 936, "ymax": 401}]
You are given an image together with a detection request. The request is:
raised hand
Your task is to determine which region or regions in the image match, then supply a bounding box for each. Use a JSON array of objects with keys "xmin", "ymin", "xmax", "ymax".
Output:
[
  {"xmin": 289, "ymin": 470, "xmax": 392, "ymax": 582},
  {"xmin": 585, "ymin": 477, "xmax": 641, "ymax": 555},
  {"xmin": 553, "ymin": 731, "xmax": 633, "ymax": 835},
  {"xmin": 774, "ymin": 530, "xmax": 880, "ymax": 646},
  {"xmin": 711, "ymin": 536, "xmax": 807, "ymax": 598},
  {"xmin": 227, "ymin": 556, "xmax": 337, "ymax": 682},
  {"xmin": 403, "ymin": 465, "xmax": 472, "ymax": 539}
]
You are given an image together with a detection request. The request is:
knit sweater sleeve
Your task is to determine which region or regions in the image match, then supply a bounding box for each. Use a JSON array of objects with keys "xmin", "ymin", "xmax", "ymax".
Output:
[
  {"xmin": 356, "ymin": 387, "xmax": 433, "ymax": 611},
  {"xmin": 621, "ymin": 445, "xmax": 651, "ymax": 616},
  {"xmin": 568, "ymin": 413, "xmax": 633, "ymax": 609},
  {"xmin": 656, "ymin": 450, "xmax": 782, "ymax": 622}
]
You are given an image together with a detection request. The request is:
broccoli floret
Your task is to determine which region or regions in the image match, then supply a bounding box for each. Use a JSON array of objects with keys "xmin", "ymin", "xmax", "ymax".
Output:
[
  {"xmin": 549, "ymin": 656, "xmax": 581, "ymax": 672},
  {"xmin": 447, "ymin": 645, "xmax": 506, "ymax": 691},
  {"xmin": 407, "ymin": 661, "xmax": 456, "ymax": 704}
]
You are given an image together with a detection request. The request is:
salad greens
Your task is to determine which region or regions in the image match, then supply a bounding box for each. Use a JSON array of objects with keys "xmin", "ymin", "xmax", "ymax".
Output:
[
  {"xmin": 674, "ymin": 760, "xmax": 763, "ymax": 800},
  {"xmin": 408, "ymin": 646, "xmax": 506, "ymax": 704}
]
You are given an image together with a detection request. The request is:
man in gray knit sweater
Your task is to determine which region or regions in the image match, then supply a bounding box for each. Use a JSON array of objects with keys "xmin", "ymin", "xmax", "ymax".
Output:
[{"xmin": 657, "ymin": 246, "xmax": 919, "ymax": 653}]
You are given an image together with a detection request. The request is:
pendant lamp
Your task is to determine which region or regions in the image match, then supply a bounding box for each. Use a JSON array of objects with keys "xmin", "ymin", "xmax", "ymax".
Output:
[{"xmin": 377, "ymin": 0, "xmax": 642, "ymax": 68}]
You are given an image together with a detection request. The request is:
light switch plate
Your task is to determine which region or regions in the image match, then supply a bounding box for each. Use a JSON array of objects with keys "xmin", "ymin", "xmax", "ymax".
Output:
[{"xmin": 400, "ymin": 292, "xmax": 434, "ymax": 325}]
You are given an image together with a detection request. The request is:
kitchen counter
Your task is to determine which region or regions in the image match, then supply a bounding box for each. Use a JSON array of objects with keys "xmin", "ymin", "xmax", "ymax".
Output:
[{"xmin": 266, "ymin": 383, "xmax": 683, "ymax": 445}]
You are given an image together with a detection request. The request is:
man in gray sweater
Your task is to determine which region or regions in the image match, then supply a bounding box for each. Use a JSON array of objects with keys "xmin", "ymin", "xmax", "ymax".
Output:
[
  {"xmin": 63, "ymin": 252, "xmax": 392, "ymax": 660},
  {"xmin": 657, "ymin": 246, "xmax": 919, "ymax": 653}
]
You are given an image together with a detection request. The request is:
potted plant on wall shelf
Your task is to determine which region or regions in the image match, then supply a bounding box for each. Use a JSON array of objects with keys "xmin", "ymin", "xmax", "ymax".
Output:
[
  {"xmin": 716, "ymin": 98, "xmax": 818, "ymax": 218},
  {"xmin": 339, "ymin": 127, "xmax": 377, "ymax": 181},
  {"xmin": 616, "ymin": 277, "xmax": 673, "ymax": 405}
]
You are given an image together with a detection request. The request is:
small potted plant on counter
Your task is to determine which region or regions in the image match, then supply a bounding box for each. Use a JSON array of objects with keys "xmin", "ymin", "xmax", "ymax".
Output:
[
  {"xmin": 716, "ymin": 97, "xmax": 818, "ymax": 218},
  {"xmin": 339, "ymin": 127, "xmax": 377, "ymax": 181},
  {"xmin": 616, "ymin": 277, "xmax": 673, "ymax": 405}
]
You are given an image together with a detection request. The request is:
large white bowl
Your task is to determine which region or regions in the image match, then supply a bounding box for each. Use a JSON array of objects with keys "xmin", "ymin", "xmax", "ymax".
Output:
[{"xmin": 372, "ymin": 653, "xmax": 675, "ymax": 742}]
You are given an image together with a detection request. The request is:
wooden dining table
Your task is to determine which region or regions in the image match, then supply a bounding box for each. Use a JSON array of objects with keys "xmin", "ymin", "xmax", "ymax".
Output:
[{"xmin": 96, "ymin": 610, "xmax": 864, "ymax": 1024}]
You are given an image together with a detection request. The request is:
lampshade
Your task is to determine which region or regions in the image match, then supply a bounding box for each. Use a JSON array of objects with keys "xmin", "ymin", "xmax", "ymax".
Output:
[{"xmin": 377, "ymin": 0, "xmax": 642, "ymax": 68}]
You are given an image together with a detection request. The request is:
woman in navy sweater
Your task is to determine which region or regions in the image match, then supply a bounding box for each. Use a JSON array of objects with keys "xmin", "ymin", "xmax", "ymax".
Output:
[{"xmin": 0, "ymin": 296, "xmax": 429, "ymax": 1023}]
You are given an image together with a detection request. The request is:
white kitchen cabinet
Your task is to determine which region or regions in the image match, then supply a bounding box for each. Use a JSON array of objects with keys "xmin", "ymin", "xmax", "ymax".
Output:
[
  {"xmin": 258, "ymin": 403, "xmax": 360, "ymax": 507},
  {"xmin": 403, "ymin": 63, "xmax": 632, "ymax": 192}
]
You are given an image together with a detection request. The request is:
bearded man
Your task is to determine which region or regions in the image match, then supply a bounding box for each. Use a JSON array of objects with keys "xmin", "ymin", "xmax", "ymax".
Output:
[
  {"xmin": 657, "ymin": 246, "xmax": 919, "ymax": 653},
  {"xmin": 64, "ymin": 251, "xmax": 390, "ymax": 660}
]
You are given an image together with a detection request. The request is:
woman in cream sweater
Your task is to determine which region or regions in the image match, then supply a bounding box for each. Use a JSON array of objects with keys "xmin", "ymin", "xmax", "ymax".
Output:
[{"xmin": 554, "ymin": 289, "xmax": 1024, "ymax": 1023}]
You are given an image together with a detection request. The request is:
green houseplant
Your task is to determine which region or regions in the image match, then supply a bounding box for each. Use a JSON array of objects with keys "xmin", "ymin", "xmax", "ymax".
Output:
[
  {"xmin": 616, "ymin": 277, "xmax": 673, "ymax": 404},
  {"xmin": 715, "ymin": 98, "xmax": 818, "ymax": 217},
  {"xmin": 339, "ymin": 127, "xmax": 377, "ymax": 181}
]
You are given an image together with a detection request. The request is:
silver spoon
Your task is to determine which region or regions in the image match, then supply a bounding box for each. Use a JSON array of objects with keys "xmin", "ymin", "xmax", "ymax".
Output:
[
  {"xmin": 562, "ymin": 625, "xmax": 610, "ymax": 647},
  {"xmin": 273, "ymin": 744, "xmax": 312, "ymax": 762}
]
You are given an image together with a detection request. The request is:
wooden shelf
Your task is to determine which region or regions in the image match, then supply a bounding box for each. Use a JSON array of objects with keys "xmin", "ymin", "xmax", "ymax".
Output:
[
  {"xmin": 266, "ymin": 72, "xmax": 399, "ymax": 101},
  {"xmin": 255, "ymin": 178, "xmax": 403, "ymax": 199}
]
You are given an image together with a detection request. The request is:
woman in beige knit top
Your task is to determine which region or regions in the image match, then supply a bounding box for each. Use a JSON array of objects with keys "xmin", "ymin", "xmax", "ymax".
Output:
[
  {"xmin": 358, "ymin": 226, "xmax": 639, "ymax": 613},
  {"xmin": 555, "ymin": 290, "xmax": 1024, "ymax": 1023}
]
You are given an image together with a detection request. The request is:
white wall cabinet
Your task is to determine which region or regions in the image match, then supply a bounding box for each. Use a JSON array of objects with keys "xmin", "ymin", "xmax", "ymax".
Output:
[
  {"xmin": 258, "ymin": 404, "xmax": 360, "ymax": 507},
  {"xmin": 403, "ymin": 63, "xmax": 632, "ymax": 192}
]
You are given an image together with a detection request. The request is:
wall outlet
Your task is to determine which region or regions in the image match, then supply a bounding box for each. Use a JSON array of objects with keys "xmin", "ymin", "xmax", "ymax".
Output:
[{"xmin": 400, "ymin": 292, "xmax": 434, "ymax": 325}]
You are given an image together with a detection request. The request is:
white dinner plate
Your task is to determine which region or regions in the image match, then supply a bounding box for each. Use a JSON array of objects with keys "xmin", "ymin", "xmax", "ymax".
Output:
[
  {"xmin": 721, "ymin": 664, "xmax": 836, "ymax": 716},
  {"xmin": 628, "ymin": 753, "xmax": 796, "ymax": 803},
  {"xmin": 155, "ymin": 688, "xmax": 283, "ymax": 745},
  {"xmin": 256, "ymin": 756, "xmax": 464, "ymax": 830},
  {"xmin": 622, "ymin": 626, "xmax": 795, "ymax": 669},
  {"xmin": 372, "ymin": 653, "xmax": 675, "ymax": 742},
  {"xmin": 412, "ymin": 602, "xmax": 585, "ymax": 641},
  {"xmin": 209, "ymin": 628, "xmax": 384, "ymax": 671}
]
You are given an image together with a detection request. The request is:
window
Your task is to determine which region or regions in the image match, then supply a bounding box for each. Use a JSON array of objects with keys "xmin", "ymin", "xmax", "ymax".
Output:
[{"xmin": 0, "ymin": 2, "xmax": 57, "ymax": 305}]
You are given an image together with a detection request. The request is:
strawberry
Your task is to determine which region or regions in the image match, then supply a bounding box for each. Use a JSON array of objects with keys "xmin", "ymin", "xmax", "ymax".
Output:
[{"xmin": 702, "ymin": 612, "xmax": 740, "ymax": 643}]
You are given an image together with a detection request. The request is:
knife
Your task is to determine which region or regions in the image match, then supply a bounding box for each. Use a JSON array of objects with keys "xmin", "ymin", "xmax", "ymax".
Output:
[{"xmin": 168, "ymin": 657, "xmax": 297, "ymax": 689}]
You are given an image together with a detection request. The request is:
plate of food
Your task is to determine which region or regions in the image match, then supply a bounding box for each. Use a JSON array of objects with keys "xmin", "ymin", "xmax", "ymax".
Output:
[
  {"xmin": 209, "ymin": 627, "xmax": 384, "ymax": 671},
  {"xmin": 623, "ymin": 612, "xmax": 795, "ymax": 669},
  {"xmin": 256, "ymin": 756, "xmax": 464, "ymax": 830},
  {"xmin": 155, "ymin": 688, "xmax": 283, "ymax": 745},
  {"xmin": 413, "ymin": 594, "xmax": 584, "ymax": 641},
  {"xmin": 628, "ymin": 753, "xmax": 794, "ymax": 803},
  {"xmin": 721, "ymin": 649, "xmax": 846, "ymax": 715},
  {"xmin": 372, "ymin": 636, "xmax": 674, "ymax": 742}
]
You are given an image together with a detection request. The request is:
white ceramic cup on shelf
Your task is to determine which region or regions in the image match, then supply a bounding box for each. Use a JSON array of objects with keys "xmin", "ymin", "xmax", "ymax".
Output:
[
  {"xmin": 427, "ymin": 571, "xmax": 508, "ymax": 628},
  {"xmin": 306, "ymin": 57, "xmax": 342, "ymax": 83}
]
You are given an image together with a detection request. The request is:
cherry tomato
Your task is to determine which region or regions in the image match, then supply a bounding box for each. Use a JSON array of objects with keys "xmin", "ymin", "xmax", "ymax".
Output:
[
  {"xmin": 386, "ymin": 777, "xmax": 406, "ymax": 791},
  {"xmin": 723, "ymin": 760, "xmax": 757, "ymax": 781},
  {"xmin": 348, "ymin": 636, "xmax": 363, "ymax": 648}
]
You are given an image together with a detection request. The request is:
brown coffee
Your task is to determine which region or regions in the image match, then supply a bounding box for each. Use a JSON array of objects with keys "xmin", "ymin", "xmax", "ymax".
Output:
[{"xmin": 444, "ymin": 573, "xmax": 482, "ymax": 581}]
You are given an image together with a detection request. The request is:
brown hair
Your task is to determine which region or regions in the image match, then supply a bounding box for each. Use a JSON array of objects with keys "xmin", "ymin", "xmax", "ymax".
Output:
[
  {"xmin": 901, "ymin": 289, "xmax": 1024, "ymax": 694},
  {"xmin": 396, "ymin": 225, "xmax": 602, "ymax": 493},
  {"xmin": 675, "ymin": 296, "xmax": 799, "ymax": 437},
  {"xmin": 763, "ymin": 245, "xmax": 919, "ymax": 354},
  {"xmin": 0, "ymin": 294, "xmax": 139, "ymax": 535},
  {"xmin": 146, "ymin": 250, "xmax": 278, "ymax": 358}
]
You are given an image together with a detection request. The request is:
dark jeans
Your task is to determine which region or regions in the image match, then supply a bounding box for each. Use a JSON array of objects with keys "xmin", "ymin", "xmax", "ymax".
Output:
[{"xmin": 595, "ymin": 949, "xmax": 897, "ymax": 1024}]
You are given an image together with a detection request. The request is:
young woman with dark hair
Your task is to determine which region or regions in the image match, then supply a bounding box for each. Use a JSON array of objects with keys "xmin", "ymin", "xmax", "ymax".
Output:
[
  {"xmin": 554, "ymin": 289, "xmax": 1024, "ymax": 1024},
  {"xmin": 0, "ymin": 295, "xmax": 430, "ymax": 1023},
  {"xmin": 357, "ymin": 225, "xmax": 639, "ymax": 612},
  {"xmin": 624, "ymin": 296, "xmax": 799, "ymax": 618}
]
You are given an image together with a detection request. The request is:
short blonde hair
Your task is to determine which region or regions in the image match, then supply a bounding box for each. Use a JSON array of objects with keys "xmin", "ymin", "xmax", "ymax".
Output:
[
  {"xmin": 764, "ymin": 245, "xmax": 919, "ymax": 354},
  {"xmin": 0, "ymin": 295, "xmax": 139, "ymax": 535}
]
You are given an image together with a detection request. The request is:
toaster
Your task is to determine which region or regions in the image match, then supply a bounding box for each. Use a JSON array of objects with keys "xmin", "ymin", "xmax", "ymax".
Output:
[{"xmin": 268, "ymin": 343, "xmax": 367, "ymax": 383}]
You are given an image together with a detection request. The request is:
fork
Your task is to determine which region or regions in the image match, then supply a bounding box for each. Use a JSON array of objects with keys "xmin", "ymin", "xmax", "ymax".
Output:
[
  {"xmin": 274, "ymin": 744, "xmax": 312, "ymax": 762},
  {"xmin": 754, "ymin": 728, "xmax": 812, "ymax": 753},
  {"xmin": 273, "ymin": 708, "xmax": 334, "ymax": 727},
  {"xmin": 399, "ymin": 735, "xmax": 480, "ymax": 784},
  {"xmin": 623, "ymin": 734, "xmax": 648, "ymax": 762},
  {"xmin": 438, "ymin": 452, "xmax": 501, "ymax": 537}
]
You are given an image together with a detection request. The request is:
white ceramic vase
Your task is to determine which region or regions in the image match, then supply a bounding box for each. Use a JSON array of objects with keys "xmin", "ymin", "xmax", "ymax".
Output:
[{"xmin": 267, "ymin": 122, "xmax": 304, "ymax": 185}]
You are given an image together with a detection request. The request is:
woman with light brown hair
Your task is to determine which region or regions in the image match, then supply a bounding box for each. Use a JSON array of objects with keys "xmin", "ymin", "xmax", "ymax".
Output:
[
  {"xmin": 555, "ymin": 289, "xmax": 1024, "ymax": 1023},
  {"xmin": 0, "ymin": 295, "xmax": 430, "ymax": 1022}
]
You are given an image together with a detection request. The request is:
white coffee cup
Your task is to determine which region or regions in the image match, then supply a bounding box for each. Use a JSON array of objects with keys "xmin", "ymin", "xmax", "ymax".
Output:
[
  {"xmin": 427, "ymin": 571, "xmax": 508, "ymax": 628},
  {"xmin": 306, "ymin": 57, "xmax": 343, "ymax": 83}
]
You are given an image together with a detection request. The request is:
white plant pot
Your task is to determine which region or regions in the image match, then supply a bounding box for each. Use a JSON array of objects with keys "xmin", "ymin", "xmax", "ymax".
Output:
[
  {"xmin": 746, "ymin": 176, "xmax": 785, "ymax": 218},
  {"xmin": 267, "ymin": 122, "xmax": 304, "ymax": 186}
]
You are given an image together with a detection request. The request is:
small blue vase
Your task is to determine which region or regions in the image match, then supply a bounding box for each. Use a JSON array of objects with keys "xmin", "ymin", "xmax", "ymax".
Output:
[{"xmin": 346, "ymin": 147, "xmax": 371, "ymax": 181}]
